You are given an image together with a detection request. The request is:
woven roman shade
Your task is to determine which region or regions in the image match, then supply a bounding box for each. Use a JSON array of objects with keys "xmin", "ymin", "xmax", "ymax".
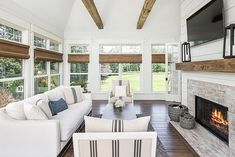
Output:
[
  {"xmin": 0, "ymin": 39, "xmax": 30, "ymax": 59},
  {"xmin": 152, "ymin": 54, "xmax": 165, "ymax": 63},
  {"xmin": 68, "ymin": 54, "xmax": 90, "ymax": 63},
  {"xmin": 34, "ymin": 48, "xmax": 63, "ymax": 62},
  {"xmin": 99, "ymin": 54, "xmax": 142, "ymax": 63}
]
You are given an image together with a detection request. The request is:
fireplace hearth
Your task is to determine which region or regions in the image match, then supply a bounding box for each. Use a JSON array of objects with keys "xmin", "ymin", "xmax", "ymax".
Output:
[{"xmin": 195, "ymin": 96, "xmax": 229, "ymax": 144}]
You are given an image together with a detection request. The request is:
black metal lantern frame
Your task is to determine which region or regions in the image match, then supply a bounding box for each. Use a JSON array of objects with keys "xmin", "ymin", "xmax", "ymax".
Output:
[
  {"xmin": 223, "ymin": 24, "xmax": 235, "ymax": 58},
  {"xmin": 181, "ymin": 42, "xmax": 191, "ymax": 62}
]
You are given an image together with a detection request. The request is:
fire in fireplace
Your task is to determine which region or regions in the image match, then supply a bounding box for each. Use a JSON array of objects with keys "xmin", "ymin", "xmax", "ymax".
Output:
[{"xmin": 195, "ymin": 96, "xmax": 229, "ymax": 144}]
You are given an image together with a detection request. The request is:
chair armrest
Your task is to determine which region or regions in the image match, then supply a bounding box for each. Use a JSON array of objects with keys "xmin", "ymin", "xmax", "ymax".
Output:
[{"xmin": 0, "ymin": 114, "xmax": 60, "ymax": 157}]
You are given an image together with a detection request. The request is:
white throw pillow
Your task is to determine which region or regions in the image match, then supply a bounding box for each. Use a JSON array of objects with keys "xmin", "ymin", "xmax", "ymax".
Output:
[
  {"xmin": 85, "ymin": 116, "xmax": 150, "ymax": 132},
  {"xmin": 24, "ymin": 102, "xmax": 48, "ymax": 120},
  {"xmin": 115, "ymin": 85, "xmax": 127, "ymax": 97},
  {"xmin": 64, "ymin": 87, "xmax": 75, "ymax": 105},
  {"xmin": 36, "ymin": 99, "xmax": 53, "ymax": 119},
  {"xmin": 71, "ymin": 86, "xmax": 85, "ymax": 102},
  {"xmin": 64, "ymin": 86, "xmax": 84, "ymax": 105},
  {"xmin": 5, "ymin": 101, "xmax": 26, "ymax": 120}
]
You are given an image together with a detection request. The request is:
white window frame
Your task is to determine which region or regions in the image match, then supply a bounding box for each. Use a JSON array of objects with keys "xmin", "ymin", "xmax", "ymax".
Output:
[
  {"xmin": 68, "ymin": 44, "xmax": 90, "ymax": 86},
  {"xmin": 0, "ymin": 59, "xmax": 26, "ymax": 100},
  {"xmin": 99, "ymin": 44, "xmax": 142, "ymax": 93},
  {"xmin": 151, "ymin": 44, "xmax": 166, "ymax": 94}
]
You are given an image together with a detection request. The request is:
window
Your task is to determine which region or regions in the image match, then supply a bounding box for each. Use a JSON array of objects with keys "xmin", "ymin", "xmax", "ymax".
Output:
[
  {"xmin": 100, "ymin": 45, "xmax": 141, "ymax": 54},
  {"xmin": 152, "ymin": 64, "xmax": 165, "ymax": 92},
  {"xmin": 122, "ymin": 45, "xmax": 141, "ymax": 53},
  {"xmin": 100, "ymin": 64, "xmax": 119, "ymax": 91},
  {"xmin": 99, "ymin": 44, "xmax": 142, "ymax": 92},
  {"xmin": 122, "ymin": 64, "xmax": 140, "ymax": 92},
  {"xmin": 71, "ymin": 45, "xmax": 88, "ymax": 53},
  {"xmin": 152, "ymin": 44, "xmax": 166, "ymax": 92},
  {"xmin": 152, "ymin": 44, "xmax": 166, "ymax": 54},
  {"xmin": 34, "ymin": 61, "xmax": 60, "ymax": 94},
  {"xmin": 70, "ymin": 63, "xmax": 88, "ymax": 86},
  {"xmin": 50, "ymin": 62, "xmax": 60, "ymax": 89},
  {"xmin": 50, "ymin": 41, "xmax": 59, "ymax": 52},
  {"xmin": 34, "ymin": 35, "xmax": 46, "ymax": 48},
  {"xmin": 100, "ymin": 63, "xmax": 140, "ymax": 92},
  {"xmin": 0, "ymin": 57, "xmax": 24, "ymax": 101},
  {"xmin": 0, "ymin": 24, "xmax": 22, "ymax": 42}
]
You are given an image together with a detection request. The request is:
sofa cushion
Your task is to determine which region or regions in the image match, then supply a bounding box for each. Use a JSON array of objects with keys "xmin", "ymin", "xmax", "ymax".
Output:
[
  {"xmin": 48, "ymin": 98, "xmax": 68, "ymax": 116},
  {"xmin": 52, "ymin": 100, "xmax": 92, "ymax": 141},
  {"xmin": 46, "ymin": 86, "xmax": 65, "ymax": 101},
  {"xmin": 24, "ymin": 102, "xmax": 48, "ymax": 120},
  {"xmin": 64, "ymin": 87, "xmax": 84, "ymax": 105},
  {"xmin": 37, "ymin": 99, "xmax": 53, "ymax": 119},
  {"xmin": 5, "ymin": 101, "xmax": 26, "ymax": 120},
  {"xmin": 24, "ymin": 94, "xmax": 48, "ymax": 105},
  {"xmin": 85, "ymin": 116, "xmax": 150, "ymax": 132}
]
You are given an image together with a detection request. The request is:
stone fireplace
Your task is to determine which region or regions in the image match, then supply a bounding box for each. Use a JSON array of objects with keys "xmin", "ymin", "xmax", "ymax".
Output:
[{"xmin": 171, "ymin": 79, "xmax": 235, "ymax": 157}]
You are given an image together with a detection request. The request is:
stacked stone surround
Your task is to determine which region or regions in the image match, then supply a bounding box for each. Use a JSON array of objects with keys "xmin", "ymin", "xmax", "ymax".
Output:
[{"xmin": 171, "ymin": 79, "xmax": 235, "ymax": 157}]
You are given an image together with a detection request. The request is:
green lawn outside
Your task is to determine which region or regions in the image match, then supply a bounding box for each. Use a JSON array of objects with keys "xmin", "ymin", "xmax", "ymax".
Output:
[{"xmin": 101, "ymin": 72, "xmax": 166, "ymax": 92}]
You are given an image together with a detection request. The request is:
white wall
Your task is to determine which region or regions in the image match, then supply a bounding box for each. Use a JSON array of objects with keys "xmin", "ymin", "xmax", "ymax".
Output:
[
  {"xmin": 64, "ymin": 0, "xmax": 181, "ymax": 100},
  {"xmin": 180, "ymin": 0, "xmax": 235, "ymax": 105}
]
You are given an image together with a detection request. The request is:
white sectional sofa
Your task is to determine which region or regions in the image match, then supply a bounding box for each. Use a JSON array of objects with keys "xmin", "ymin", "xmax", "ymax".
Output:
[{"xmin": 0, "ymin": 86, "xmax": 92, "ymax": 157}]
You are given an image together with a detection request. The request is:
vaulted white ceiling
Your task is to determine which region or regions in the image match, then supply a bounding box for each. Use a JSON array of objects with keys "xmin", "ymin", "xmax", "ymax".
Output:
[{"xmin": 0, "ymin": 0, "xmax": 180, "ymax": 40}]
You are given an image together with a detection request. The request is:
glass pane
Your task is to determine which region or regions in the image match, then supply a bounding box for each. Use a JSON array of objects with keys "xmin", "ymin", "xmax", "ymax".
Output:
[
  {"xmin": 152, "ymin": 44, "xmax": 166, "ymax": 54},
  {"xmin": 70, "ymin": 74, "xmax": 88, "ymax": 86},
  {"xmin": 34, "ymin": 35, "xmax": 46, "ymax": 48},
  {"xmin": 34, "ymin": 61, "xmax": 47, "ymax": 75},
  {"xmin": 122, "ymin": 64, "xmax": 140, "ymax": 92},
  {"xmin": 71, "ymin": 45, "xmax": 88, "ymax": 53},
  {"xmin": 100, "ymin": 64, "xmax": 119, "ymax": 73},
  {"xmin": 0, "ymin": 79, "xmax": 24, "ymax": 101},
  {"xmin": 50, "ymin": 41, "xmax": 59, "ymax": 51},
  {"xmin": 51, "ymin": 75, "xmax": 60, "ymax": 89},
  {"xmin": 70, "ymin": 63, "xmax": 88, "ymax": 73},
  {"xmin": 122, "ymin": 45, "xmax": 141, "ymax": 53},
  {"xmin": 168, "ymin": 64, "xmax": 172, "ymax": 93},
  {"xmin": 100, "ymin": 74, "xmax": 119, "ymax": 91},
  {"xmin": 152, "ymin": 63, "xmax": 165, "ymax": 92},
  {"xmin": 50, "ymin": 62, "xmax": 60, "ymax": 74},
  {"xmin": 0, "ymin": 24, "xmax": 22, "ymax": 42},
  {"xmin": 0, "ymin": 57, "xmax": 23, "ymax": 79},
  {"xmin": 100, "ymin": 45, "xmax": 120, "ymax": 53},
  {"xmin": 34, "ymin": 77, "xmax": 48, "ymax": 94}
]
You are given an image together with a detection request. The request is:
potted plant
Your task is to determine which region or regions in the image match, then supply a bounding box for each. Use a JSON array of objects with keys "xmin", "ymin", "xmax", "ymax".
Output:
[{"xmin": 77, "ymin": 80, "xmax": 88, "ymax": 93}]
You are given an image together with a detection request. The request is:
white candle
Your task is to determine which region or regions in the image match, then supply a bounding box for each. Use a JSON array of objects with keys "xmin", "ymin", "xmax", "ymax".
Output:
[{"xmin": 186, "ymin": 54, "xmax": 190, "ymax": 61}]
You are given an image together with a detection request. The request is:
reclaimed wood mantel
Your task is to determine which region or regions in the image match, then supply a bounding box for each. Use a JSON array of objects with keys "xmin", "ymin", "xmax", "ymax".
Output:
[{"xmin": 176, "ymin": 58, "xmax": 235, "ymax": 73}]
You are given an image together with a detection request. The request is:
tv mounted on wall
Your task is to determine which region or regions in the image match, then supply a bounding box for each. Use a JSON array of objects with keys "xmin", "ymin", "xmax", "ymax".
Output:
[{"xmin": 187, "ymin": 0, "xmax": 224, "ymax": 47}]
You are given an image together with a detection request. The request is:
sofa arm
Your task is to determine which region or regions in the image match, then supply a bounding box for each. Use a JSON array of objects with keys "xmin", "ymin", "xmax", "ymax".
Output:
[
  {"xmin": 0, "ymin": 113, "xmax": 60, "ymax": 157},
  {"xmin": 83, "ymin": 93, "xmax": 92, "ymax": 101}
]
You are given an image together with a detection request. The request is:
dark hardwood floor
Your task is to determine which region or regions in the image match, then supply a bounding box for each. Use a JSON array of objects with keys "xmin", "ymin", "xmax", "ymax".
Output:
[{"xmin": 63, "ymin": 100, "xmax": 199, "ymax": 157}]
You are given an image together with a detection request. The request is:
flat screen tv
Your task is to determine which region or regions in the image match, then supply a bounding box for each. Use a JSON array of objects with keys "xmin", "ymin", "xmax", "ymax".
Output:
[{"xmin": 187, "ymin": 0, "xmax": 224, "ymax": 47}]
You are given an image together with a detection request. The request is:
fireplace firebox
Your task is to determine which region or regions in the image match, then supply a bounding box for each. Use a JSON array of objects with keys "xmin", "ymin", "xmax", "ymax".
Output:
[{"xmin": 195, "ymin": 96, "xmax": 229, "ymax": 144}]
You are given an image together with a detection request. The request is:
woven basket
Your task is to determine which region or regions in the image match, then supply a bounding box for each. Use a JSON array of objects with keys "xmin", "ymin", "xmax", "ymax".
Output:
[
  {"xmin": 180, "ymin": 112, "xmax": 195, "ymax": 129},
  {"xmin": 168, "ymin": 104, "xmax": 188, "ymax": 122}
]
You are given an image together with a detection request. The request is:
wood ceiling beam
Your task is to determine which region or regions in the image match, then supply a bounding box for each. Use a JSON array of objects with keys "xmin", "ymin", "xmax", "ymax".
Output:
[
  {"xmin": 137, "ymin": 0, "xmax": 156, "ymax": 29},
  {"xmin": 82, "ymin": 0, "xmax": 104, "ymax": 29}
]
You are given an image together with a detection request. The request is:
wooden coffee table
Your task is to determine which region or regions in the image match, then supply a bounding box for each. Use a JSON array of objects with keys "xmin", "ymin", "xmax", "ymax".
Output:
[{"xmin": 102, "ymin": 103, "xmax": 137, "ymax": 120}]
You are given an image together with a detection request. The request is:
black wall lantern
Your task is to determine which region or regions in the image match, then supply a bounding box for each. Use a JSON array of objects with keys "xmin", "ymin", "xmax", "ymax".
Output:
[
  {"xmin": 223, "ymin": 24, "xmax": 235, "ymax": 58},
  {"xmin": 181, "ymin": 42, "xmax": 191, "ymax": 62}
]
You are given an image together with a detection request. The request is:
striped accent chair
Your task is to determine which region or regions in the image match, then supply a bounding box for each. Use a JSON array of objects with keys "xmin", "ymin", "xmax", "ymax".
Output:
[
  {"xmin": 73, "ymin": 132, "xmax": 157, "ymax": 157},
  {"xmin": 109, "ymin": 80, "xmax": 133, "ymax": 104}
]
